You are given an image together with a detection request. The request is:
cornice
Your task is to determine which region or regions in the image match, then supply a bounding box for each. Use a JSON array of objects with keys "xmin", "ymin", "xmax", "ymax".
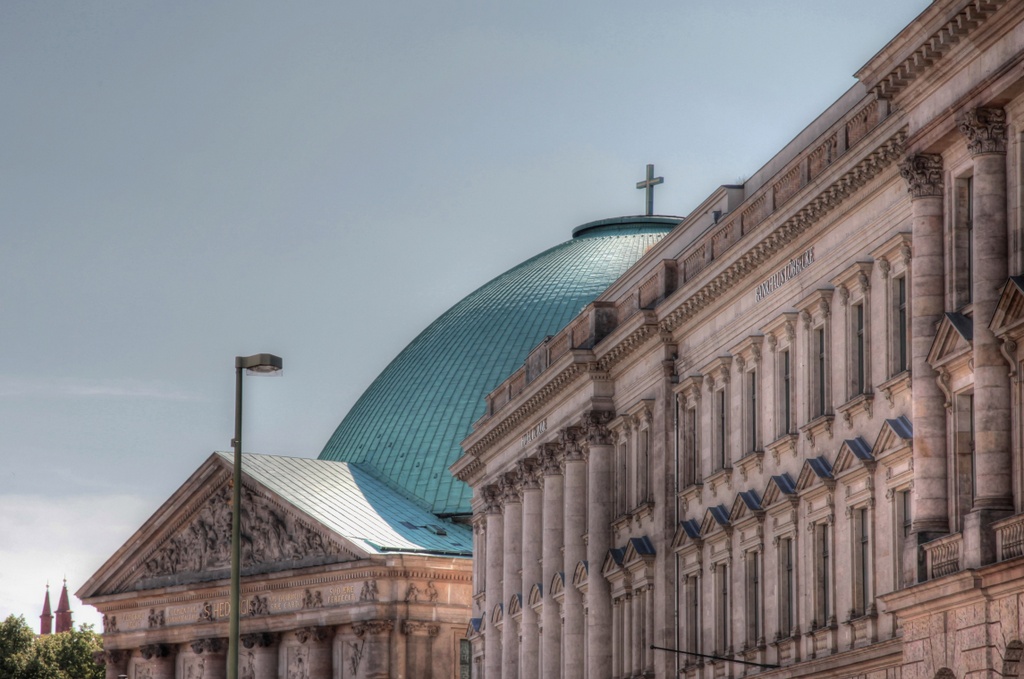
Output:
[
  {"xmin": 659, "ymin": 128, "xmax": 907, "ymax": 335},
  {"xmin": 865, "ymin": 0, "xmax": 1008, "ymax": 102}
]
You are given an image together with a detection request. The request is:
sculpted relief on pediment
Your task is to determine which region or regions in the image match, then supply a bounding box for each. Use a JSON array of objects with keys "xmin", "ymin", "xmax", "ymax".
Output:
[{"xmin": 118, "ymin": 482, "xmax": 346, "ymax": 592}]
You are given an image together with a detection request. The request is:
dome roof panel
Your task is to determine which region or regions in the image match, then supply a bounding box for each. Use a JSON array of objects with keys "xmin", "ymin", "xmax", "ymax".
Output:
[{"xmin": 319, "ymin": 217, "xmax": 679, "ymax": 515}]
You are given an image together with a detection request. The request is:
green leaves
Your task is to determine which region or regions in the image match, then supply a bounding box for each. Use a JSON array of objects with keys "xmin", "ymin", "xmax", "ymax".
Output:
[{"xmin": 0, "ymin": 616, "xmax": 103, "ymax": 679}]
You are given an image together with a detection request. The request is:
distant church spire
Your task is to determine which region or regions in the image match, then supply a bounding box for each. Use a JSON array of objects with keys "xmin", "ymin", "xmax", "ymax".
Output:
[
  {"xmin": 55, "ymin": 578, "xmax": 73, "ymax": 633},
  {"xmin": 39, "ymin": 583, "xmax": 53, "ymax": 635}
]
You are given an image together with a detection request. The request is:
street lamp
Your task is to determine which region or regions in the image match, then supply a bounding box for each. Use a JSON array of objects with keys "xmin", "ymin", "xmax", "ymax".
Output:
[{"xmin": 228, "ymin": 353, "xmax": 283, "ymax": 679}]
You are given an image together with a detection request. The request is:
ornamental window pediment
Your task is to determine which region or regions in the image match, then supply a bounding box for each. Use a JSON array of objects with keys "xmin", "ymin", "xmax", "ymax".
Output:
[
  {"xmin": 833, "ymin": 436, "xmax": 875, "ymax": 475},
  {"xmin": 549, "ymin": 572, "xmax": 566, "ymax": 602},
  {"xmin": 701, "ymin": 504, "xmax": 732, "ymax": 539},
  {"xmin": 572, "ymin": 561, "xmax": 589, "ymax": 592},
  {"xmin": 762, "ymin": 473, "xmax": 797, "ymax": 509},
  {"xmin": 928, "ymin": 311, "xmax": 973, "ymax": 370},
  {"xmin": 872, "ymin": 415, "xmax": 913, "ymax": 461},
  {"xmin": 528, "ymin": 583, "xmax": 543, "ymax": 611},
  {"xmin": 671, "ymin": 518, "xmax": 703, "ymax": 552},
  {"xmin": 730, "ymin": 490, "xmax": 765, "ymax": 524},
  {"xmin": 990, "ymin": 276, "xmax": 1024, "ymax": 339},
  {"xmin": 797, "ymin": 456, "xmax": 836, "ymax": 493}
]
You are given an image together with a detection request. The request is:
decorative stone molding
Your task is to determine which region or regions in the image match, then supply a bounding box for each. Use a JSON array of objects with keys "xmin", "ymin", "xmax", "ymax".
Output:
[
  {"xmin": 190, "ymin": 638, "xmax": 225, "ymax": 654},
  {"xmin": 295, "ymin": 626, "xmax": 330, "ymax": 644},
  {"xmin": 482, "ymin": 484, "xmax": 503, "ymax": 514},
  {"xmin": 538, "ymin": 441, "xmax": 564, "ymax": 475},
  {"xmin": 241, "ymin": 632, "xmax": 277, "ymax": 649},
  {"xmin": 958, "ymin": 106, "xmax": 1007, "ymax": 156},
  {"xmin": 353, "ymin": 619, "xmax": 395, "ymax": 637},
  {"xmin": 561, "ymin": 426, "xmax": 587, "ymax": 462},
  {"xmin": 140, "ymin": 644, "xmax": 171, "ymax": 660},
  {"xmin": 899, "ymin": 153, "xmax": 943, "ymax": 198},
  {"xmin": 247, "ymin": 595, "xmax": 269, "ymax": 616},
  {"xmin": 198, "ymin": 601, "xmax": 216, "ymax": 622},
  {"xmin": 147, "ymin": 608, "xmax": 165, "ymax": 628},
  {"xmin": 302, "ymin": 589, "xmax": 324, "ymax": 609},
  {"xmin": 402, "ymin": 620, "xmax": 441, "ymax": 636},
  {"xmin": 518, "ymin": 456, "xmax": 542, "ymax": 489}
]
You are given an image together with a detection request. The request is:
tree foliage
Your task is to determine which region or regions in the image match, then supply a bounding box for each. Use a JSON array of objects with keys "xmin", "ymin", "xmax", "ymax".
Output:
[{"xmin": 0, "ymin": 616, "xmax": 103, "ymax": 679}]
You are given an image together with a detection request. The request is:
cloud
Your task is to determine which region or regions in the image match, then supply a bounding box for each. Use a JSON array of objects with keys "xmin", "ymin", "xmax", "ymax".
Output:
[
  {"xmin": 0, "ymin": 376, "xmax": 205, "ymax": 401},
  {"xmin": 0, "ymin": 493, "xmax": 155, "ymax": 631}
]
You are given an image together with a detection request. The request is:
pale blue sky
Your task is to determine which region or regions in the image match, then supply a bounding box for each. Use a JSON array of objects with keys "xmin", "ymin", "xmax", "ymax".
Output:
[{"xmin": 0, "ymin": 1, "xmax": 929, "ymax": 629}]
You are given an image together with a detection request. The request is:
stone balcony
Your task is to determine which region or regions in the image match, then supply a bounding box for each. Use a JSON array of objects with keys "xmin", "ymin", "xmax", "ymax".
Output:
[
  {"xmin": 923, "ymin": 532, "xmax": 963, "ymax": 579},
  {"xmin": 994, "ymin": 512, "xmax": 1024, "ymax": 562}
]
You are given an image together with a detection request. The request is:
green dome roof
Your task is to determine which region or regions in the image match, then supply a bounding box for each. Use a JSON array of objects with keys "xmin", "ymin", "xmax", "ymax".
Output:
[{"xmin": 319, "ymin": 216, "xmax": 679, "ymax": 516}]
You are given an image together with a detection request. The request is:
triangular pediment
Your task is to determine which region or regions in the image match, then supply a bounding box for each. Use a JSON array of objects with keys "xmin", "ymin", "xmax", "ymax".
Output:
[
  {"xmin": 550, "ymin": 572, "xmax": 565, "ymax": 597},
  {"xmin": 873, "ymin": 415, "xmax": 913, "ymax": 457},
  {"xmin": 466, "ymin": 617, "xmax": 482, "ymax": 638},
  {"xmin": 80, "ymin": 454, "xmax": 370, "ymax": 599},
  {"xmin": 990, "ymin": 276, "xmax": 1024, "ymax": 337},
  {"xmin": 603, "ymin": 547, "xmax": 626, "ymax": 578},
  {"xmin": 834, "ymin": 436, "xmax": 874, "ymax": 474},
  {"xmin": 796, "ymin": 456, "xmax": 834, "ymax": 491},
  {"xmin": 762, "ymin": 473, "xmax": 797, "ymax": 507},
  {"xmin": 730, "ymin": 490, "xmax": 763, "ymax": 522},
  {"xmin": 623, "ymin": 537, "xmax": 655, "ymax": 568},
  {"xmin": 671, "ymin": 519, "xmax": 702, "ymax": 550},
  {"xmin": 928, "ymin": 312, "xmax": 973, "ymax": 367},
  {"xmin": 700, "ymin": 505, "xmax": 730, "ymax": 536}
]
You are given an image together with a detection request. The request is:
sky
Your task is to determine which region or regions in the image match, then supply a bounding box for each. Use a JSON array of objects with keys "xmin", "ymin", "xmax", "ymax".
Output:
[{"xmin": 0, "ymin": 1, "xmax": 931, "ymax": 631}]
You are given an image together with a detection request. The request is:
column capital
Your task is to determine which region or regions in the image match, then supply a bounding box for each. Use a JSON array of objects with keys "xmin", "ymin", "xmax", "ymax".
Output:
[
  {"xmin": 401, "ymin": 620, "xmax": 442, "ymax": 637},
  {"xmin": 241, "ymin": 632, "xmax": 278, "ymax": 649},
  {"xmin": 958, "ymin": 106, "xmax": 1007, "ymax": 156},
  {"xmin": 353, "ymin": 619, "xmax": 395, "ymax": 637},
  {"xmin": 581, "ymin": 410, "xmax": 615, "ymax": 446},
  {"xmin": 295, "ymin": 626, "xmax": 331, "ymax": 644},
  {"xmin": 139, "ymin": 644, "xmax": 172, "ymax": 660},
  {"xmin": 899, "ymin": 153, "xmax": 944, "ymax": 198},
  {"xmin": 560, "ymin": 426, "xmax": 587, "ymax": 462},
  {"xmin": 483, "ymin": 484, "xmax": 504, "ymax": 514},
  {"xmin": 189, "ymin": 638, "xmax": 225, "ymax": 654},
  {"xmin": 518, "ymin": 456, "xmax": 542, "ymax": 489},
  {"xmin": 538, "ymin": 441, "xmax": 564, "ymax": 475},
  {"xmin": 501, "ymin": 470, "xmax": 523, "ymax": 504}
]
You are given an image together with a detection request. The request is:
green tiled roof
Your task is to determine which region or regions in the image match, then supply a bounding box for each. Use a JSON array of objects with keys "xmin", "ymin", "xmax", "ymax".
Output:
[
  {"xmin": 220, "ymin": 452, "xmax": 472, "ymax": 556},
  {"xmin": 319, "ymin": 216, "xmax": 680, "ymax": 516}
]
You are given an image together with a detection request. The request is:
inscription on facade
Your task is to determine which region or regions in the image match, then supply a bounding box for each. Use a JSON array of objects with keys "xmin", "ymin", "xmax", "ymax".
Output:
[
  {"xmin": 328, "ymin": 585, "xmax": 355, "ymax": 604},
  {"xmin": 754, "ymin": 248, "xmax": 815, "ymax": 302},
  {"xmin": 521, "ymin": 420, "xmax": 547, "ymax": 448}
]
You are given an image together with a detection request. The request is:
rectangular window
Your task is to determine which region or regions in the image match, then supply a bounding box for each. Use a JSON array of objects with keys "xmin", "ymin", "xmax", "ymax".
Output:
[
  {"xmin": 816, "ymin": 523, "xmax": 832, "ymax": 627},
  {"xmin": 716, "ymin": 389, "xmax": 728, "ymax": 471},
  {"xmin": 716, "ymin": 563, "xmax": 730, "ymax": 653},
  {"xmin": 895, "ymin": 489, "xmax": 912, "ymax": 586},
  {"xmin": 779, "ymin": 537, "xmax": 794, "ymax": 637},
  {"xmin": 853, "ymin": 507, "xmax": 871, "ymax": 616},
  {"xmin": 954, "ymin": 392, "xmax": 976, "ymax": 529},
  {"xmin": 746, "ymin": 369, "xmax": 759, "ymax": 453},
  {"xmin": 814, "ymin": 327, "xmax": 827, "ymax": 418},
  {"xmin": 853, "ymin": 303, "xmax": 866, "ymax": 395},
  {"xmin": 685, "ymin": 574, "xmax": 700, "ymax": 654},
  {"xmin": 954, "ymin": 176, "xmax": 974, "ymax": 308},
  {"xmin": 746, "ymin": 550, "xmax": 762, "ymax": 646},
  {"xmin": 896, "ymin": 276, "xmax": 908, "ymax": 374},
  {"xmin": 638, "ymin": 429, "xmax": 650, "ymax": 505},
  {"xmin": 616, "ymin": 443, "xmax": 627, "ymax": 516},
  {"xmin": 684, "ymin": 405, "xmax": 699, "ymax": 486},
  {"xmin": 781, "ymin": 350, "xmax": 792, "ymax": 434},
  {"xmin": 459, "ymin": 639, "xmax": 472, "ymax": 679}
]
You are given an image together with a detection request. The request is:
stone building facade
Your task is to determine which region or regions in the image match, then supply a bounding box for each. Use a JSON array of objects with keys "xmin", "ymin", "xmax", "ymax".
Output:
[
  {"xmin": 451, "ymin": 1, "xmax": 1024, "ymax": 677},
  {"xmin": 80, "ymin": 453, "xmax": 474, "ymax": 679}
]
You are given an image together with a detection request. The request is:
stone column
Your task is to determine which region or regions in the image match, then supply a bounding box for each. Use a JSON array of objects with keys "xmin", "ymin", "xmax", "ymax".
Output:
[
  {"xmin": 584, "ymin": 411, "xmax": 614, "ymax": 679},
  {"xmin": 502, "ymin": 471, "xmax": 524, "ymax": 679},
  {"xmin": 520, "ymin": 457, "xmax": 543, "ymax": 679},
  {"xmin": 484, "ymin": 484, "xmax": 505, "ymax": 679},
  {"xmin": 100, "ymin": 649, "xmax": 129, "ymax": 679},
  {"xmin": 899, "ymin": 153, "xmax": 950, "ymax": 576},
  {"xmin": 403, "ymin": 621, "xmax": 441, "ymax": 677},
  {"xmin": 137, "ymin": 644, "xmax": 174, "ymax": 679},
  {"xmin": 353, "ymin": 619, "xmax": 394, "ymax": 679},
  {"xmin": 540, "ymin": 443, "xmax": 564, "ymax": 679},
  {"xmin": 959, "ymin": 107, "xmax": 1014, "ymax": 566},
  {"xmin": 240, "ymin": 633, "xmax": 279, "ymax": 679},
  {"xmin": 562, "ymin": 426, "xmax": 587, "ymax": 679},
  {"xmin": 187, "ymin": 638, "xmax": 226, "ymax": 679}
]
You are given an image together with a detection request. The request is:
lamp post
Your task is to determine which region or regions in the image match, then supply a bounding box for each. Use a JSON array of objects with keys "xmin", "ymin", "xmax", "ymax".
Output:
[{"xmin": 228, "ymin": 353, "xmax": 283, "ymax": 679}]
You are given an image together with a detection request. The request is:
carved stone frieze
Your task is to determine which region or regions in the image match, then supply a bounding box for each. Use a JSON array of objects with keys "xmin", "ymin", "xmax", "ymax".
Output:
[
  {"xmin": 898, "ymin": 153, "xmax": 943, "ymax": 198},
  {"xmin": 147, "ymin": 608, "xmax": 165, "ymax": 628},
  {"xmin": 958, "ymin": 107, "xmax": 1007, "ymax": 156},
  {"xmin": 406, "ymin": 582, "xmax": 421, "ymax": 602},
  {"xmin": 359, "ymin": 578, "xmax": 379, "ymax": 601},
  {"xmin": 302, "ymin": 589, "xmax": 324, "ymax": 609},
  {"xmin": 353, "ymin": 619, "xmax": 395, "ymax": 637},
  {"xmin": 248, "ymin": 595, "xmax": 269, "ymax": 616},
  {"xmin": 102, "ymin": 614, "xmax": 118, "ymax": 633},
  {"xmin": 137, "ymin": 483, "xmax": 341, "ymax": 585}
]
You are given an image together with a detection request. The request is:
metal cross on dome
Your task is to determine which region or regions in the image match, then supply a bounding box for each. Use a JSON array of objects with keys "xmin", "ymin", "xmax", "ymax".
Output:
[{"xmin": 636, "ymin": 163, "xmax": 664, "ymax": 216}]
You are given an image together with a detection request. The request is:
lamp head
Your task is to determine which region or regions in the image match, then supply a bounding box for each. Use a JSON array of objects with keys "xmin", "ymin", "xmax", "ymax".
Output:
[{"xmin": 236, "ymin": 353, "xmax": 284, "ymax": 375}]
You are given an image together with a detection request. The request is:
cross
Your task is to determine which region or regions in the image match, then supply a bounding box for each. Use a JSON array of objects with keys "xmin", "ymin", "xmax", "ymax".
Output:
[{"xmin": 635, "ymin": 164, "xmax": 664, "ymax": 216}]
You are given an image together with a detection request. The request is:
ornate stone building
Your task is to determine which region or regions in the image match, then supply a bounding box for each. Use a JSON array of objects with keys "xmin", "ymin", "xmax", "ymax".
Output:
[
  {"xmin": 452, "ymin": 1, "xmax": 1024, "ymax": 677},
  {"xmin": 79, "ymin": 454, "xmax": 475, "ymax": 679}
]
